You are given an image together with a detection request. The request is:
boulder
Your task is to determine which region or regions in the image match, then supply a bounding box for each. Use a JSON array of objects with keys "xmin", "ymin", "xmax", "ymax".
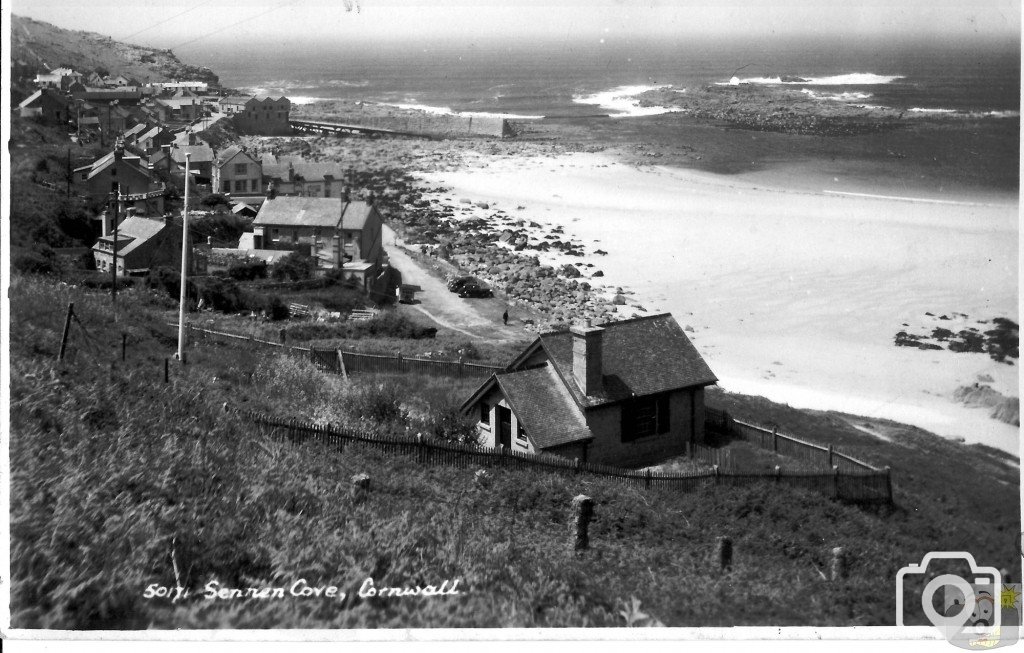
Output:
[{"xmin": 592, "ymin": 270, "xmax": 604, "ymax": 277}]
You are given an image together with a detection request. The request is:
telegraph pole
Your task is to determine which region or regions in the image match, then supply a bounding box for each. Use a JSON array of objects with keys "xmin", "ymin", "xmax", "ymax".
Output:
[
  {"xmin": 176, "ymin": 153, "xmax": 191, "ymax": 363},
  {"xmin": 110, "ymin": 184, "xmax": 122, "ymax": 316}
]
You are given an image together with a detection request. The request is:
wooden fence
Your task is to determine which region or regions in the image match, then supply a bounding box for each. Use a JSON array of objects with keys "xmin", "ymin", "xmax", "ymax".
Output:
[
  {"xmin": 247, "ymin": 411, "xmax": 893, "ymax": 504},
  {"xmin": 705, "ymin": 406, "xmax": 884, "ymax": 474},
  {"xmin": 179, "ymin": 323, "xmax": 503, "ymax": 379}
]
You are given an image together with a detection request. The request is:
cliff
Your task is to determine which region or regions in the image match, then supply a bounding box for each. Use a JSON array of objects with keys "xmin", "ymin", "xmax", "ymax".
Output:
[{"xmin": 10, "ymin": 14, "xmax": 219, "ymax": 87}]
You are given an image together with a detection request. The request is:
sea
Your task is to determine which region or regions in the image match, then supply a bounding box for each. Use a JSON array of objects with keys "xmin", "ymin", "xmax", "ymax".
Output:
[{"xmin": 183, "ymin": 35, "xmax": 1021, "ymax": 120}]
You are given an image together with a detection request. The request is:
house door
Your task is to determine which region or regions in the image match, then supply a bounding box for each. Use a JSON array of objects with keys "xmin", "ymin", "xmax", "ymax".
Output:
[{"xmin": 496, "ymin": 405, "xmax": 512, "ymax": 448}]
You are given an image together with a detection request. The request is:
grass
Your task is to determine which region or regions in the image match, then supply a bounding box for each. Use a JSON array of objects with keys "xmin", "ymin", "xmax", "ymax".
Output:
[{"xmin": 8, "ymin": 273, "xmax": 1021, "ymax": 629}]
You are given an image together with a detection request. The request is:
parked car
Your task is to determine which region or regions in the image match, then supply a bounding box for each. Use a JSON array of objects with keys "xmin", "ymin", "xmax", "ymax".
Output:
[
  {"xmin": 458, "ymin": 280, "xmax": 493, "ymax": 298},
  {"xmin": 447, "ymin": 275, "xmax": 476, "ymax": 293}
]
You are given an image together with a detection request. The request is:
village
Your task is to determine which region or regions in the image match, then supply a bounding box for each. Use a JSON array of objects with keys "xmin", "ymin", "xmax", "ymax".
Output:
[{"xmin": 5, "ymin": 13, "xmax": 1020, "ymax": 631}]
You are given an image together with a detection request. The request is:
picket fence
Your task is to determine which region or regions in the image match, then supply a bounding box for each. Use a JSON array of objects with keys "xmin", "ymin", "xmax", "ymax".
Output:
[{"xmin": 246, "ymin": 411, "xmax": 893, "ymax": 503}]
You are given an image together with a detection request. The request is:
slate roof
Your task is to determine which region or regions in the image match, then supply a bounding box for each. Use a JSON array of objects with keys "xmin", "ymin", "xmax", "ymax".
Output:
[
  {"xmin": 253, "ymin": 197, "xmax": 342, "ymax": 228},
  {"xmin": 214, "ymin": 145, "xmax": 256, "ymax": 167},
  {"xmin": 219, "ymin": 96, "xmax": 252, "ymax": 106},
  {"xmin": 262, "ymin": 162, "xmax": 345, "ymax": 183},
  {"xmin": 340, "ymin": 201, "xmax": 375, "ymax": 230},
  {"xmin": 123, "ymin": 123, "xmax": 148, "ymax": 140},
  {"xmin": 495, "ymin": 364, "xmax": 594, "ymax": 449},
  {"xmin": 172, "ymin": 143, "xmax": 215, "ymax": 165},
  {"xmin": 74, "ymin": 151, "xmax": 150, "ymax": 181},
  {"xmin": 536, "ymin": 313, "xmax": 718, "ymax": 408},
  {"xmin": 94, "ymin": 216, "xmax": 166, "ymax": 257}
]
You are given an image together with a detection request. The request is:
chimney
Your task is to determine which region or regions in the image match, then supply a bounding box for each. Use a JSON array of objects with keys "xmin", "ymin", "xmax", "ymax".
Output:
[
  {"xmin": 266, "ymin": 180, "xmax": 276, "ymax": 200},
  {"xmin": 570, "ymin": 319, "xmax": 604, "ymax": 396},
  {"xmin": 187, "ymin": 130, "xmax": 196, "ymax": 146},
  {"xmin": 342, "ymin": 186, "xmax": 350, "ymax": 203}
]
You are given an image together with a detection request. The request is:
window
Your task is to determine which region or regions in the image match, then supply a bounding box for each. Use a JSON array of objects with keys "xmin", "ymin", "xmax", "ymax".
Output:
[
  {"xmin": 479, "ymin": 403, "xmax": 489, "ymax": 425},
  {"xmin": 251, "ymin": 179, "xmax": 259, "ymax": 192},
  {"xmin": 234, "ymin": 163, "xmax": 247, "ymax": 175},
  {"xmin": 620, "ymin": 393, "xmax": 670, "ymax": 442},
  {"xmin": 222, "ymin": 180, "xmax": 231, "ymax": 193},
  {"xmin": 516, "ymin": 422, "xmax": 528, "ymax": 441},
  {"xmin": 234, "ymin": 179, "xmax": 246, "ymax": 192}
]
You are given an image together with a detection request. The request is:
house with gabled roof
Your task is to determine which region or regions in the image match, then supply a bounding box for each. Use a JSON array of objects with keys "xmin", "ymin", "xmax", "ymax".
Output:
[
  {"xmin": 461, "ymin": 314, "xmax": 718, "ymax": 467},
  {"xmin": 262, "ymin": 158, "xmax": 348, "ymax": 198},
  {"xmin": 250, "ymin": 194, "xmax": 384, "ymax": 288},
  {"xmin": 212, "ymin": 145, "xmax": 262, "ymax": 195},
  {"xmin": 18, "ymin": 89, "xmax": 69, "ymax": 123},
  {"xmin": 74, "ymin": 143, "xmax": 166, "ymax": 215},
  {"xmin": 92, "ymin": 215, "xmax": 199, "ymax": 276},
  {"xmin": 220, "ymin": 96, "xmax": 291, "ymax": 135}
]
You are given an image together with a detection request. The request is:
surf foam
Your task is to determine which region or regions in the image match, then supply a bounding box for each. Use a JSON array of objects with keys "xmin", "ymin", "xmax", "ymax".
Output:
[{"xmin": 572, "ymin": 84, "xmax": 678, "ymax": 118}]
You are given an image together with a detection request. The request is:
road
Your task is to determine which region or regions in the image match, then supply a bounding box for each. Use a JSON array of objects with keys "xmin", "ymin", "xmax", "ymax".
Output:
[{"xmin": 382, "ymin": 225, "xmax": 525, "ymax": 342}]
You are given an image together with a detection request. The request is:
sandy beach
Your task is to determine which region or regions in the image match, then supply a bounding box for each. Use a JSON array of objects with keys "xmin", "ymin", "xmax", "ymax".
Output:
[{"xmin": 417, "ymin": 152, "xmax": 1019, "ymax": 455}]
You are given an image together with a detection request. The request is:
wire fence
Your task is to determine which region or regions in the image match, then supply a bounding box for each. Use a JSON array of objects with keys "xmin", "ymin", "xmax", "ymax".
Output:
[
  {"xmin": 178, "ymin": 322, "xmax": 504, "ymax": 379},
  {"xmin": 247, "ymin": 411, "xmax": 893, "ymax": 504},
  {"xmin": 705, "ymin": 406, "xmax": 884, "ymax": 474}
]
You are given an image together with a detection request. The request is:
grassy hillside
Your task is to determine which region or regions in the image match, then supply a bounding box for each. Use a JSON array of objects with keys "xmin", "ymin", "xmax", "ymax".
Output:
[
  {"xmin": 11, "ymin": 14, "xmax": 218, "ymax": 95},
  {"xmin": 8, "ymin": 272, "xmax": 1020, "ymax": 629}
]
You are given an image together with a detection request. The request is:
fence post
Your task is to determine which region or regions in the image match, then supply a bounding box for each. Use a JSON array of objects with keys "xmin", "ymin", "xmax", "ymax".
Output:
[
  {"xmin": 351, "ymin": 473, "xmax": 371, "ymax": 502},
  {"xmin": 830, "ymin": 546, "xmax": 848, "ymax": 581},
  {"xmin": 716, "ymin": 536, "xmax": 733, "ymax": 571},
  {"xmin": 884, "ymin": 466, "xmax": 893, "ymax": 504},
  {"xmin": 644, "ymin": 469, "xmax": 652, "ymax": 490},
  {"xmin": 713, "ymin": 464, "xmax": 720, "ymax": 485},
  {"xmin": 772, "ymin": 426, "xmax": 778, "ymax": 453},
  {"xmin": 774, "ymin": 465, "xmax": 781, "ymax": 483},
  {"xmin": 164, "ymin": 357, "xmax": 169, "ymax": 383},
  {"xmin": 832, "ymin": 465, "xmax": 840, "ymax": 499},
  {"xmin": 570, "ymin": 495, "xmax": 594, "ymax": 555},
  {"xmin": 121, "ymin": 332, "xmax": 127, "ymax": 362},
  {"xmin": 57, "ymin": 302, "xmax": 75, "ymax": 362},
  {"xmin": 417, "ymin": 433, "xmax": 424, "ymax": 463},
  {"xmin": 574, "ymin": 457, "xmax": 581, "ymax": 475},
  {"xmin": 827, "ymin": 444, "xmax": 834, "ymax": 468}
]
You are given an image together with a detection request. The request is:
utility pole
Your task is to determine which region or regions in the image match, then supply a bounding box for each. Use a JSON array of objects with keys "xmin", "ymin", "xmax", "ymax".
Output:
[
  {"xmin": 176, "ymin": 153, "xmax": 191, "ymax": 363},
  {"xmin": 110, "ymin": 185, "xmax": 121, "ymax": 314}
]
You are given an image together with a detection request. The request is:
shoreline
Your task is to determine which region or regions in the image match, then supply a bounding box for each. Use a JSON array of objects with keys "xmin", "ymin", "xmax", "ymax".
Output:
[{"xmin": 407, "ymin": 149, "xmax": 1019, "ymax": 455}]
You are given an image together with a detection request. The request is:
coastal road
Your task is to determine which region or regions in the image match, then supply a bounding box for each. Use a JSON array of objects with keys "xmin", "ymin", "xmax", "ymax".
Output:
[{"xmin": 382, "ymin": 225, "xmax": 526, "ymax": 342}]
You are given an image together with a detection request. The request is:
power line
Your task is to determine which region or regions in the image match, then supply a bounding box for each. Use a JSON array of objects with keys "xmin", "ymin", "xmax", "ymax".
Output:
[
  {"xmin": 167, "ymin": 0, "xmax": 302, "ymax": 50},
  {"xmin": 119, "ymin": 1, "xmax": 214, "ymax": 42}
]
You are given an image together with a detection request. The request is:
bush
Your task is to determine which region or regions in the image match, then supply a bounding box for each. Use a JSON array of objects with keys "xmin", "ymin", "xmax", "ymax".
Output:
[
  {"xmin": 227, "ymin": 259, "xmax": 268, "ymax": 281},
  {"xmin": 348, "ymin": 311, "xmax": 437, "ymax": 340},
  {"xmin": 263, "ymin": 295, "xmax": 289, "ymax": 321},
  {"xmin": 191, "ymin": 213, "xmax": 249, "ymax": 247},
  {"xmin": 270, "ymin": 251, "xmax": 316, "ymax": 281},
  {"xmin": 194, "ymin": 277, "xmax": 246, "ymax": 313},
  {"xmin": 12, "ymin": 246, "xmax": 56, "ymax": 275}
]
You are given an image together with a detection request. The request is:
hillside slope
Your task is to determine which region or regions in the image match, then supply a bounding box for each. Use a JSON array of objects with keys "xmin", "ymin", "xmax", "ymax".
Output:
[
  {"xmin": 7, "ymin": 273, "xmax": 1020, "ymax": 628},
  {"xmin": 11, "ymin": 14, "xmax": 218, "ymax": 87}
]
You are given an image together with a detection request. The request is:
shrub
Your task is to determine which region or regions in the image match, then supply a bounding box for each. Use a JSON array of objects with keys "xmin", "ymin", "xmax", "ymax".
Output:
[
  {"xmin": 270, "ymin": 251, "xmax": 316, "ymax": 281},
  {"xmin": 227, "ymin": 259, "xmax": 268, "ymax": 281},
  {"xmin": 12, "ymin": 246, "xmax": 56, "ymax": 275},
  {"xmin": 263, "ymin": 295, "xmax": 290, "ymax": 321},
  {"xmin": 348, "ymin": 310, "xmax": 437, "ymax": 340}
]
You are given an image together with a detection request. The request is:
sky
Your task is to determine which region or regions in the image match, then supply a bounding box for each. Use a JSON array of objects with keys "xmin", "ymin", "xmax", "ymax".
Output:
[{"xmin": 9, "ymin": 0, "xmax": 1022, "ymax": 53}]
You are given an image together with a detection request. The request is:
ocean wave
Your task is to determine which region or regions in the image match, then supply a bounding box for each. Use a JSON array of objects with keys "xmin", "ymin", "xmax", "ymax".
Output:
[
  {"xmin": 381, "ymin": 101, "xmax": 543, "ymax": 120},
  {"xmin": 801, "ymin": 89, "xmax": 873, "ymax": 102},
  {"xmin": 572, "ymin": 84, "xmax": 678, "ymax": 118},
  {"xmin": 288, "ymin": 96, "xmax": 328, "ymax": 105},
  {"xmin": 322, "ymin": 79, "xmax": 370, "ymax": 88},
  {"xmin": 905, "ymin": 107, "xmax": 1020, "ymax": 119},
  {"xmin": 719, "ymin": 73, "xmax": 903, "ymax": 86}
]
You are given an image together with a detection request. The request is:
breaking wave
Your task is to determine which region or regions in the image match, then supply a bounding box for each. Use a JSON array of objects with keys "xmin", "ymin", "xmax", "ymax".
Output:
[
  {"xmin": 801, "ymin": 89, "xmax": 873, "ymax": 101},
  {"xmin": 719, "ymin": 73, "xmax": 904, "ymax": 86},
  {"xmin": 381, "ymin": 101, "xmax": 543, "ymax": 120},
  {"xmin": 572, "ymin": 84, "xmax": 677, "ymax": 118}
]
